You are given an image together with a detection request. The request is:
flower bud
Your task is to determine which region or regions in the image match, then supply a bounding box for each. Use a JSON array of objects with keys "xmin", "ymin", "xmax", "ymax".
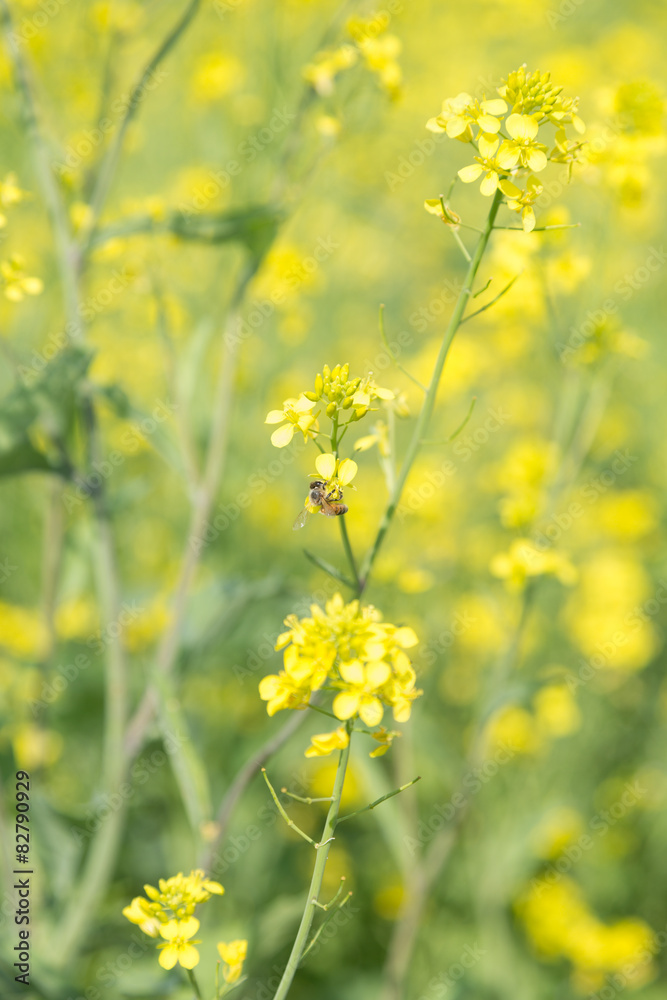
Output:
[
  {"xmin": 303, "ymin": 391, "xmax": 319, "ymax": 402},
  {"xmin": 322, "ymin": 364, "xmax": 331, "ymax": 379},
  {"xmin": 314, "ymin": 374, "xmax": 323, "ymax": 396},
  {"xmin": 342, "ymin": 396, "xmax": 353, "ymax": 409},
  {"xmin": 326, "ymin": 401, "xmax": 337, "ymax": 418}
]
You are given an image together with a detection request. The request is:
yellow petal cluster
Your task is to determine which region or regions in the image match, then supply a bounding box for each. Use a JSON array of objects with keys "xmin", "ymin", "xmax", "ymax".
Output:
[
  {"xmin": 122, "ymin": 869, "xmax": 224, "ymax": 969},
  {"xmin": 259, "ymin": 593, "xmax": 421, "ymax": 745}
]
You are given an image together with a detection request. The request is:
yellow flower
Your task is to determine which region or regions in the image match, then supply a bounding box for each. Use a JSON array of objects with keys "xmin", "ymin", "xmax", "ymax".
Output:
[
  {"xmin": 122, "ymin": 896, "xmax": 163, "ymax": 937},
  {"xmin": 497, "ymin": 114, "xmax": 548, "ymax": 172},
  {"xmin": 0, "ymin": 172, "xmax": 27, "ymax": 208},
  {"xmin": 303, "ymin": 45, "xmax": 358, "ymax": 97},
  {"xmin": 265, "ymin": 394, "xmax": 318, "ymax": 448},
  {"xmin": 427, "ymin": 92, "xmax": 507, "ymax": 140},
  {"xmin": 357, "ymin": 33, "xmax": 402, "ymax": 98},
  {"xmin": 157, "ymin": 918, "xmax": 201, "ymax": 971},
  {"xmin": 368, "ymin": 727, "xmax": 400, "ymax": 757},
  {"xmin": 310, "ymin": 453, "xmax": 358, "ymax": 503},
  {"xmin": 458, "ymin": 133, "xmax": 524, "ymax": 197},
  {"xmin": 503, "ymin": 175, "xmax": 544, "ymax": 233},
  {"xmin": 333, "ymin": 660, "xmax": 391, "ymax": 727},
  {"xmin": 217, "ymin": 939, "xmax": 248, "ymax": 983},
  {"xmin": 490, "ymin": 539, "xmax": 577, "ymax": 590},
  {"xmin": 259, "ymin": 594, "xmax": 421, "ymax": 750},
  {"xmin": 305, "ymin": 726, "xmax": 350, "ymax": 758},
  {"xmin": 498, "ymin": 66, "xmax": 585, "ymax": 133},
  {"xmin": 1, "ymin": 255, "xmax": 43, "ymax": 302}
]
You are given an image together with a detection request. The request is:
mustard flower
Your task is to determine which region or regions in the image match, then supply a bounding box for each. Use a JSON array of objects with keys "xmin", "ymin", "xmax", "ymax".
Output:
[
  {"xmin": 305, "ymin": 726, "xmax": 350, "ymax": 758},
  {"xmin": 503, "ymin": 175, "xmax": 544, "ymax": 232},
  {"xmin": 426, "ymin": 92, "xmax": 507, "ymax": 140},
  {"xmin": 259, "ymin": 594, "xmax": 421, "ymax": 752},
  {"xmin": 308, "ymin": 453, "xmax": 357, "ymax": 502},
  {"xmin": 265, "ymin": 394, "xmax": 319, "ymax": 448},
  {"xmin": 490, "ymin": 539, "xmax": 577, "ymax": 590},
  {"xmin": 304, "ymin": 363, "xmax": 393, "ymax": 423},
  {"xmin": 497, "ymin": 115, "xmax": 548, "ymax": 173},
  {"xmin": 157, "ymin": 918, "xmax": 201, "ymax": 970},
  {"xmin": 217, "ymin": 939, "xmax": 248, "ymax": 983},
  {"xmin": 303, "ymin": 45, "xmax": 358, "ymax": 97},
  {"xmin": 458, "ymin": 134, "xmax": 523, "ymax": 197},
  {"xmin": 1, "ymin": 255, "xmax": 43, "ymax": 302}
]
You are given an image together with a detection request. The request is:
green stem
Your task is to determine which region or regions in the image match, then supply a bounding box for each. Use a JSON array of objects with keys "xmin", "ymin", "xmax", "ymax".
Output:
[
  {"xmin": 186, "ymin": 968, "xmax": 203, "ymax": 999},
  {"xmin": 339, "ymin": 516, "xmax": 361, "ymax": 594},
  {"xmin": 359, "ymin": 188, "xmax": 504, "ymax": 591},
  {"xmin": 79, "ymin": 0, "xmax": 202, "ymax": 259},
  {"xmin": 271, "ymin": 729, "xmax": 351, "ymax": 1000}
]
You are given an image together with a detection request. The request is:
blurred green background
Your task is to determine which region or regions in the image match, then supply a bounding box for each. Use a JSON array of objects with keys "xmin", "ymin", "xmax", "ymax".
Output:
[{"xmin": 1, "ymin": 0, "xmax": 667, "ymax": 998}]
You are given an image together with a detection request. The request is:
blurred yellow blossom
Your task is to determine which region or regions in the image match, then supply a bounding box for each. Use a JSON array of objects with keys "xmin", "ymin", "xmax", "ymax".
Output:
[{"xmin": 217, "ymin": 939, "xmax": 248, "ymax": 983}]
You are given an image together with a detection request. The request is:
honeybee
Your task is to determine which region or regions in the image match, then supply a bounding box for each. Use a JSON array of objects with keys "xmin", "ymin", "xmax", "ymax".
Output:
[{"xmin": 293, "ymin": 480, "xmax": 349, "ymax": 530}]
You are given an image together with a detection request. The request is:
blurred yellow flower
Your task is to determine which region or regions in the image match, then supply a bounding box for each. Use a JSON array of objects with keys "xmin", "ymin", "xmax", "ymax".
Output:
[
  {"xmin": 1, "ymin": 255, "xmax": 43, "ymax": 302},
  {"xmin": 305, "ymin": 726, "xmax": 349, "ymax": 758},
  {"xmin": 490, "ymin": 539, "xmax": 577, "ymax": 589},
  {"xmin": 217, "ymin": 939, "xmax": 248, "ymax": 983}
]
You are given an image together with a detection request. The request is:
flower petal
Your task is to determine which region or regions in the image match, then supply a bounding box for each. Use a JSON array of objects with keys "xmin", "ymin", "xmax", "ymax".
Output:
[
  {"xmin": 337, "ymin": 458, "xmax": 358, "ymax": 485},
  {"xmin": 359, "ymin": 697, "xmax": 384, "ymax": 727},
  {"xmin": 333, "ymin": 690, "xmax": 361, "ymax": 720},
  {"xmin": 458, "ymin": 163, "xmax": 483, "ymax": 183},
  {"xmin": 480, "ymin": 171, "xmax": 499, "ymax": 196},
  {"xmin": 315, "ymin": 453, "xmax": 336, "ymax": 480},
  {"xmin": 339, "ymin": 659, "xmax": 365, "ymax": 684},
  {"xmin": 477, "ymin": 132, "xmax": 499, "ymax": 158},
  {"xmin": 506, "ymin": 113, "xmax": 538, "ymax": 140},
  {"xmin": 178, "ymin": 944, "xmax": 200, "ymax": 970},
  {"xmin": 270, "ymin": 423, "xmax": 295, "ymax": 448},
  {"xmin": 526, "ymin": 149, "xmax": 547, "ymax": 172}
]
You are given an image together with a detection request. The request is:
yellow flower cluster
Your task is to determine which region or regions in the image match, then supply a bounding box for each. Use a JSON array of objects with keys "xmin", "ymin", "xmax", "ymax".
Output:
[
  {"xmin": 426, "ymin": 66, "xmax": 586, "ymax": 231},
  {"xmin": 517, "ymin": 877, "xmax": 656, "ymax": 992},
  {"xmin": 265, "ymin": 364, "xmax": 393, "ymax": 449},
  {"xmin": 122, "ymin": 869, "xmax": 226, "ymax": 971},
  {"xmin": 302, "ymin": 16, "xmax": 402, "ymax": 99},
  {"xmin": 0, "ymin": 174, "xmax": 43, "ymax": 303},
  {"xmin": 490, "ymin": 538, "xmax": 577, "ymax": 590},
  {"xmin": 259, "ymin": 593, "xmax": 421, "ymax": 755}
]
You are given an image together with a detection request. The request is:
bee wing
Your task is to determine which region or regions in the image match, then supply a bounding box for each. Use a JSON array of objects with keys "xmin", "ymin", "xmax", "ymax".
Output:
[
  {"xmin": 319, "ymin": 497, "xmax": 340, "ymax": 517},
  {"xmin": 293, "ymin": 507, "xmax": 311, "ymax": 530}
]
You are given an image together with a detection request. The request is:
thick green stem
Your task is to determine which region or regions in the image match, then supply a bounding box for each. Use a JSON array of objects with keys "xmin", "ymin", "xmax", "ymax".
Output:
[
  {"xmin": 271, "ymin": 731, "xmax": 351, "ymax": 1000},
  {"xmin": 359, "ymin": 188, "xmax": 504, "ymax": 591}
]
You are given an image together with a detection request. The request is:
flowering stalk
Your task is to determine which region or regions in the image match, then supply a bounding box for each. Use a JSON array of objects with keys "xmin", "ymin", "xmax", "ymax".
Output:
[
  {"xmin": 358, "ymin": 187, "xmax": 504, "ymax": 592},
  {"xmin": 272, "ymin": 726, "xmax": 352, "ymax": 1000}
]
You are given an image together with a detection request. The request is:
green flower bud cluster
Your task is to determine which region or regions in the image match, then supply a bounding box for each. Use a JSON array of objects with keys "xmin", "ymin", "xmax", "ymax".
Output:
[
  {"xmin": 499, "ymin": 66, "xmax": 580, "ymax": 123},
  {"xmin": 304, "ymin": 363, "xmax": 363, "ymax": 419}
]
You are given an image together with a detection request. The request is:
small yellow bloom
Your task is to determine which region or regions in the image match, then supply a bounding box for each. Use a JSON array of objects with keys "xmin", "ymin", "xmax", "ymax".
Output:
[
  {"xmin": 265, "ymin": 395, "xmax": 318, "ymax": 448},
  {"xmin": 305, "ymin": 726, "xmax": 350, "ymax": 758},
  {"xmin": 122, "ymin": 896, "xmax": 163, "ymax": 937},
  {"xmin": 217, "ymin": 939, "xmax": 248, "ymax": 983},
  {"xmin": 157, "ymin": 917, "xmax": 201, "ymax": 970},
  {"xmin": 1, "ymin": 255, "xmax": 43, "ymax": 302},
  {"xmin": 490, "ymin": 539, "xmax": 577, "ymax": 590},
  {"xmin": 497, "ymin": 114, "xmax": 548, "ymax": 172},
  {"xmin": 427, "ymin": 92, "xmax": 507, "ymax": 139}
]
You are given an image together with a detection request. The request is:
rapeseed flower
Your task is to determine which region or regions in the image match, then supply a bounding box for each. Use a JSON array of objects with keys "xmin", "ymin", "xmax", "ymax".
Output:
[
  {"xmin": 217, "ymin": 939, "xmax": 248, "ymax": 983},
  {"xmin": 259, "ymin": 593, "xmax": 421, "ymax": 753},
  {"xmin": 265, "ymin": 394, "xmax": 319, "ymax": 448}
]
